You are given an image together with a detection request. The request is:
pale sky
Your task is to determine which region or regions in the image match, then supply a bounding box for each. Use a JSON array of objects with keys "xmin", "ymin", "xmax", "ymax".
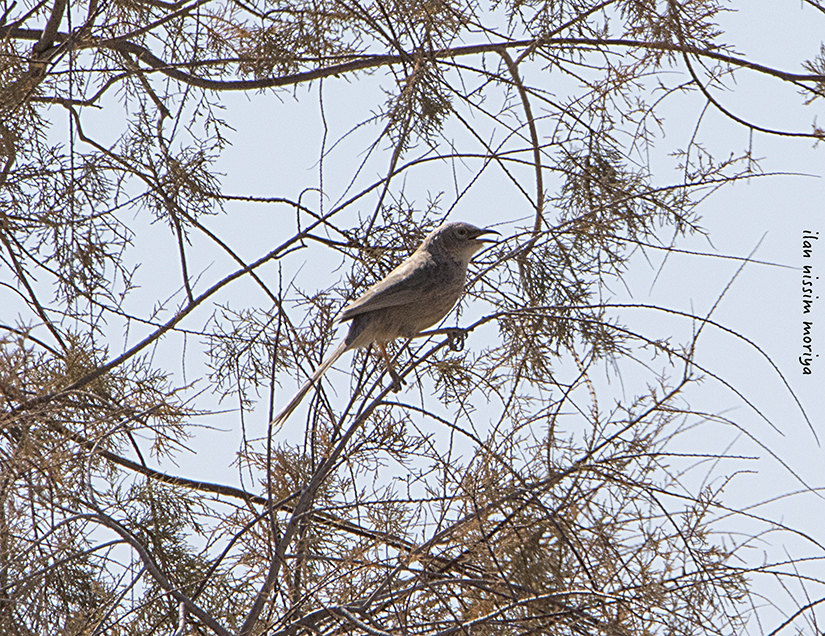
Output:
[{"xmin": 21, "ymin": 0, "xmax": 825, "ymax": 629}]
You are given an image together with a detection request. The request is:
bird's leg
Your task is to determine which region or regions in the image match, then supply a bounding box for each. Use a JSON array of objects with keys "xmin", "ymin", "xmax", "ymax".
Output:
[{"xmin": 377, "ymin": 342, "xmax": 404, "ymax": 392}]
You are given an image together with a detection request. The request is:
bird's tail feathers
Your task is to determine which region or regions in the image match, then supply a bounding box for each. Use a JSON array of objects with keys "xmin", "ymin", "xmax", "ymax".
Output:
[{"xmin": 270, "ymin": 339, "xmax": 349, "ymax": 429}]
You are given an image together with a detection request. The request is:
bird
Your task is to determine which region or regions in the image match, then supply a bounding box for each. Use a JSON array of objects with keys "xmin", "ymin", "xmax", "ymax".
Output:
[{"xmin": 271, "ymin": 221, "xmax": 499, "ymax": 428}]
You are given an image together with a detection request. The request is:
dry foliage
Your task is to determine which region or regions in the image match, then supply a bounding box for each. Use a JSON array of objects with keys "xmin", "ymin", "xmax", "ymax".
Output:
[{"xmin": 1, "ymin": 0, "xmax": 823, "ymax": 635}]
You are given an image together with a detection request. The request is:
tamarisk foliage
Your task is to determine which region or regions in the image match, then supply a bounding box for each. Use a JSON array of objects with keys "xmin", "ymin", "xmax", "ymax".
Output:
[{"xmin": 1, "ymin": 0, "xmax": 823, "ymax": 635}]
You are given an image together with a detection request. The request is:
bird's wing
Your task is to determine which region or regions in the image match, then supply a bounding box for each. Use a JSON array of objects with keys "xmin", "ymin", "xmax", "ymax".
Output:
[{"xmin": 339, "ymin": 252, "xmax": 435, "ymax": 321}]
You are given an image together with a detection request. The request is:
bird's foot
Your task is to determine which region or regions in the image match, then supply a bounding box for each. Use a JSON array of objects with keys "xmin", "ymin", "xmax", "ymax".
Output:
[
  {"xmin": 388, "ymin": 368, "xmax": 406, "ymax": 393},
  {"xmin": 445, "ymin": 328, "xmax": 467, "ymax": 352}
]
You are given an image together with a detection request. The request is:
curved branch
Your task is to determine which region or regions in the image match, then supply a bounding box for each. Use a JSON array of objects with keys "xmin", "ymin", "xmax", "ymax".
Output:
[
  {"xmin": 668, "ymin": 0, "xmax": 824, "ymax": 139},
  {"xmin": 5, "ymin": 24, "xmax": 825, "ymax": 94},
  {"xmin": 499, "ymin": 50, "xmax": 544, "ymax": 235}
]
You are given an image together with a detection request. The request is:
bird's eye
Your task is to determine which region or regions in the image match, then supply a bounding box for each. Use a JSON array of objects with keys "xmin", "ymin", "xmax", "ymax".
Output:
[{"xmin": 456, "ymin": 228, "xmax": 467, "ymax": 237}]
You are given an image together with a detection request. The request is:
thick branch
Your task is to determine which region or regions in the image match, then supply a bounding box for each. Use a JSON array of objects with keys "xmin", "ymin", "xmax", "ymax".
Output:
[
  {"xmin": 31, "ymin": 0, "xmax": 66, "ymax": 56},
  {"xmin": 4, "ymin": 26, "xmax": 825, "ymax": 93}
]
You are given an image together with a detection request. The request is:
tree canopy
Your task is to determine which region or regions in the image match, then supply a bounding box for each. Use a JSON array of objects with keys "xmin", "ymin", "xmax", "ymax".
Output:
[{"xmin": 1, "ymin": 0, "xmax": 823, "ymax": 634}]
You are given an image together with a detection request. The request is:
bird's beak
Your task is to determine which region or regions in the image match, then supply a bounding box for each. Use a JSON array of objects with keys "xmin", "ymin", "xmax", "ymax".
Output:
[{"xmin": 471, "ymin": 228, "xmax": 501, "ymax": 243}]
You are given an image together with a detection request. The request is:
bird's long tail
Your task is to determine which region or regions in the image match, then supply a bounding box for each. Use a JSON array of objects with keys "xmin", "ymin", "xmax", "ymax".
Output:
[{"xmin": 270, "ymin": 339, "xmax": 349, "ymax": 429}]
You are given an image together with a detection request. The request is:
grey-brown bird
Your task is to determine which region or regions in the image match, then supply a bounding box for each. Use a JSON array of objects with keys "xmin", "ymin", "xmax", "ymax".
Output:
[{"xmin": 272, "ymin": 221, "xmax": 498, "ymax": 428}]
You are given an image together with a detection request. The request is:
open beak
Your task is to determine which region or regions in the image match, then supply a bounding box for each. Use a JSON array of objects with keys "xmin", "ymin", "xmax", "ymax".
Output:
[{"xmin": 471, "ymin": 228, "xmax": 501, "ymax": 243}]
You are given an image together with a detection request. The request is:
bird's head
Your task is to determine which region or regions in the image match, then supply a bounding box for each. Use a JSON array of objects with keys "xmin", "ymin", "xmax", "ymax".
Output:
[{"xmin": 423, "ymin": 221, "xmax": 500, "ymax": 263}]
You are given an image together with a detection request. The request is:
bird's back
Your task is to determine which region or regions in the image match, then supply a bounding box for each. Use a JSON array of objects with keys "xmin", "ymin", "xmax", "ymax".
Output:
[{"xmin": 341, "ymin": 251, "xmax": 468, "ymax": 348}]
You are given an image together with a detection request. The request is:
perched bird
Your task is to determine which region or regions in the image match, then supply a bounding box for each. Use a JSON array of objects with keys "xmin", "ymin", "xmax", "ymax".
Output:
[{"xmin": 272, "ymin": 221, "xmax": 498, "ymax": 427}]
